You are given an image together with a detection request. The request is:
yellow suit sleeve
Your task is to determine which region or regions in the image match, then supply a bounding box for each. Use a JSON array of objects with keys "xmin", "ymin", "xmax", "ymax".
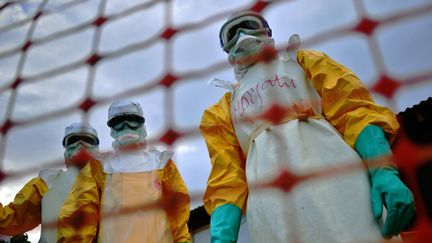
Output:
[
  {"xmin": 0, "ymin": 177, "xmax": 48, "ymax": 236},
  {"xmin": 199, "ymin": 92, "xmax": 248, "ymax": 215},
  {"xmin": 161, "ymin": 159, "xmax": 191, "ymax": 243},
  {"xmin": 297, "ymin": 50, "xmax": 399, "ymax": 146},
  {"xmin": 57, "ymin": 159, "xmax": 104, "ymax": 243}
]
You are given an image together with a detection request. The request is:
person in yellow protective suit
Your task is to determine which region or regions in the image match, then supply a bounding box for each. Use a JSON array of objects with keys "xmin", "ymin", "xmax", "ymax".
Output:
[
  {"xmin": 58, "ymin": 100, "xmax": 191, "ymax": 243},
  {"xmin": 200, "ymin": 11, "xmax": 415, "ymax": 243},
  {"xmin": 0, "ymin": 122, "xmax": 100, "ymax": 243}
]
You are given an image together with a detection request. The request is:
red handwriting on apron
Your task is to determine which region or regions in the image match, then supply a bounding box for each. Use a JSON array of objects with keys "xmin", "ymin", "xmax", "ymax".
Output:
[{"xmin": 233, "ymin": 75, "xmax": 297, "ymax": 123}]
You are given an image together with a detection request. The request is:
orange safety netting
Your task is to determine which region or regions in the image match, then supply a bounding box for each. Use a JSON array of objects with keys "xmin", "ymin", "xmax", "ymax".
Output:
[{"xmin": 0, "ymin": 0, "xmax": 431, "ymax": 242}]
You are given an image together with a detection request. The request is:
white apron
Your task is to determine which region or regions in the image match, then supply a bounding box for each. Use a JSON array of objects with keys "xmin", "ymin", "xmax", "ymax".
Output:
[
  {"xmin": 99, "ymin": 147, "xmax": 174, "ymax": 243},
  {"xmin": 228, "ymin": 52, "xmax": 381, "ymax": 242},
  {"xmin": 39, "ymin": 167, "xmax": 79, "ymax": 243}
]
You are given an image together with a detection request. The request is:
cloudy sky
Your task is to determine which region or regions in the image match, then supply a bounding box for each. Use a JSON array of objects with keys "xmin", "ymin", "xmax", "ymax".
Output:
[{"xmin": 0, "ymin": 0, "xmax": 431, "ymax": 241}]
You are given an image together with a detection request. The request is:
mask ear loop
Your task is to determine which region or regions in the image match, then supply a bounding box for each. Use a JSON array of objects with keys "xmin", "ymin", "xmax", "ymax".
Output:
[{"xmin": 283, "ymin": 34, "xmax": 301, "ymax": 61}]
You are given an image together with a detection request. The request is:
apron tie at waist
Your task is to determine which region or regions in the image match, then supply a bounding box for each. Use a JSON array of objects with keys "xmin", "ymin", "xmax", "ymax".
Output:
[{"xmin": 244, "ymin": 112, "xmax": 325, "ymax": 155}]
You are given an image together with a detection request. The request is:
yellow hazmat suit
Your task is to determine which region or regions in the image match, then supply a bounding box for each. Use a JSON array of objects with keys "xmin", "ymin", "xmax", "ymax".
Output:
[
  {"xmin": 0, "ymin": 177, "xmax": 48, "ymax": 236},
  {"xmin": 0, "ymin": 122, "xmax": 100, "ymax": 242},
  {"xmin": 58, "ymin": 152, "xmax": 191, "ymax": 243},
  {"xmin": 201, "ymin": 49, "xmax": 399, "ymax": 213},
  {"xmin": 200, "ymin": 49, "xmax": 399, "ymax": 242},
  {"xmin": 0, "ymin": 164, "xmax": 101, "ymax": 242}
]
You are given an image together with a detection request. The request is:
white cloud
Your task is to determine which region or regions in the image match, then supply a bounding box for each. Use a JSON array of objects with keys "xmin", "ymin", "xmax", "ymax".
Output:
[
  {"xmin": 99, "ymin": 1, "xmax": 165, "ymax": 53},
  {"xmin": 13, "ymin": 67, "xmax": 88, "ymax": 121},
  {"xmin": 312, "ymin": 34, "xmax": 378, "ymax": 87},
  {"xmin": 172, "ymin": 19, "xmax": 226, "ymax": 73},
  {"xmin": 33, "ymin": 0, "xmax": 99, "ymax": 39},
  {"xmin": 0, "ymin": 53, "xmax": 20, "ymax": 87},
  {"xmin": 175, "ymin": 144, "xmax": 195, "ymax": 153},
  {"xmin": 362, "ymin": 0, "xmax": 431, "ymax": 19},
  {"xmin": 23, "ymin": 27, "xmax": 93, "ymax": 77},
  {"xmin": 0, "ymin": 22, "xmax": 31, "ymax": 52},
  {"xmin": 266, "ymin": 0, "xmax": 358, "ymax": 46},
  {"xmin": 173, "ymin": 71, "xmax": 231, "ymax": 130},
  {"xmin": 92, "ymin": 42, "xmax": 165, "ymax": 99},
  {"xmin": 104, "ymin": 0, "xmax": 154, "ymax": 16},
  {"xmin": 376, "ymin": 13, "xmax": 432, "ymax": 79},
  {"xmin": 0, "ymin": 3, "xmax": 28, "ymax": 27},
  {"xmin": 172, "ymin": 0, "xmax": 253, "ymax": 26},
  {"xmin": 4, "ymin": 112, "xmax": 81, "ymax": 171}
]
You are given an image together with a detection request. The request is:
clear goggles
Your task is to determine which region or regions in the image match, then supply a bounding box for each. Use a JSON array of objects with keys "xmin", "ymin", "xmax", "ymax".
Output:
[
  {"xmin": 219, "ymin": 14, "xmax": 272, "ymax": 53},
  {"xmin": 108, "ymin": 114, "xmax": 145, "ymax": 130},
  {"xmin": 63, "ymin": 134, "xmax": 99, "ymax": 148}
]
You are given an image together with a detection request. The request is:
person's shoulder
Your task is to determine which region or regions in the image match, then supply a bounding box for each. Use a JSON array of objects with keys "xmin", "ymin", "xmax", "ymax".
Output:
[
  {"xmin": 297, "ymin": 49, "xmax": 336, "ymax": 67},
  {"xmin": 298, "ymin": 49, "xmax": 326, "ymax": 58}
]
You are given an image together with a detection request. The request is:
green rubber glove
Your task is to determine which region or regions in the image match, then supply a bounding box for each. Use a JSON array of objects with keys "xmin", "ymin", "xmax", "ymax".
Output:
[
  {"xmin": 355, "ymin": 125, "xmax": 415, "ymax": 237},
  {"xmin": 210, "ymin": 204, "xmax": 242, "ymax": 243}
]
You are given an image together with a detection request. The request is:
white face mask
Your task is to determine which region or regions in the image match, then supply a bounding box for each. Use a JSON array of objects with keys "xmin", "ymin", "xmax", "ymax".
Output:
[
  {"xmin": 228, "ymin": 33, "xmax": 275, "ymax": 66},
  {"xmin": 64, "ymin": 143, "xmax": 99, "ymax": 168},
  {"xmin": 111, "ymin": 124, "xmax": 147, "ymax": 149}
]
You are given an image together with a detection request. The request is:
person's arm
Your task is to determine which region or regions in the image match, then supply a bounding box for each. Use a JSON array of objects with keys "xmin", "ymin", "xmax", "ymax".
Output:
[
  {"xmin": 0, "ymin": 177, "xmax": 48, "ymax": 236},
  {"xmin": 355, "ymin": 125, "xmax": 414, "ymax": 237},
  {"xmin": 161, "ymin": 159, "xmax": 191, "ymax": 243},
  {"xmin": 199, "ymin": 92, "xmax": 248, "ymax": 243},
  {"xmin": 298, "ymin": 50, "xmax": 414, "ymax": 237},
  {"xmin": 297, "ymin": 49, "xmax": 399, "ymax": 146},
  {"xmin": 57, "ymin": 159, "xmax": 104, "ymax": 242}
]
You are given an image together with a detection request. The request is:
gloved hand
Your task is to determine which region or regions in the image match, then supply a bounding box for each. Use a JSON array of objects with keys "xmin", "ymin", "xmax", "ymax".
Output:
[
  {"xmin": 210, "ymin": 204, "xmax": 242, "ymax": 243},
  {"xmin": 355, "ymin": 125, "xmax": 415, "ymax": 238}
]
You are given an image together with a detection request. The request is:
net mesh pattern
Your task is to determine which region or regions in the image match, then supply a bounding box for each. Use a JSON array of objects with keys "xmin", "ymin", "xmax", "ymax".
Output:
[{"xmin": 0, "ymin": 0, "xmax": 431, "ymax": 241}]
